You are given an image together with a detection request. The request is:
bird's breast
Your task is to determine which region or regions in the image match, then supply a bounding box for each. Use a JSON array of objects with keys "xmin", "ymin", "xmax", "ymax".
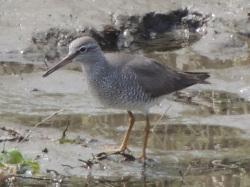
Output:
[{"xmin": 86, "ymin": 68, "xmax": 152, "ymax": 110}]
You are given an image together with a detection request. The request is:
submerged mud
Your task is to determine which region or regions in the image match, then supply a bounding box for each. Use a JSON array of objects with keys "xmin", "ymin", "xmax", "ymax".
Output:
[
  {"xmin": 0, "ymin": 0, "xmax": 250, "ymax": 186},
  {"xmin": 1, "ymin": 66, "xmax": 250, "ymax": 186}
]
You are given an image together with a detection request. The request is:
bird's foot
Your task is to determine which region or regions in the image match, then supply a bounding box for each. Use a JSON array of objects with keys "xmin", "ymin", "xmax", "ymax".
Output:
[{"xmin": 94, "ymin": 147, "xmax": 135, "ymax": 161}]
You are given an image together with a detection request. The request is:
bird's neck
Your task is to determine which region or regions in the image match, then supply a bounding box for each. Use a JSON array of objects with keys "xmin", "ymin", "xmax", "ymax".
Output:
[{"xmin": 81, "ymin": 53, "xmax": 110, "ymax": 79}]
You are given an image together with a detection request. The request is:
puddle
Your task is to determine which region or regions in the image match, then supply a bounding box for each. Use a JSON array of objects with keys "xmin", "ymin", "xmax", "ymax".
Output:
[
  {"xmin": 0, "ymin": 62, "xmax": 250, "ymax": 186},
  {"xmin": 0, "ymin": 5, "xmax": 250, "ymax": 186},
  {"xmin": 6, "ymin": 171, "xmax": 250, "ymax": 187},
  {"xmin": 198, "ymin": 91, "xmax": 250, "ymax": 115},
  {"xmin": 1, "ymin": 116, "xmax": 250, "ymax": 186},
  {"xmin": 1, "ymin": 63, "xmax": 250, "ymax": 186},
  {"xmin": 175, "ymin": 90, "xmax": 250, "ymax": 115}
]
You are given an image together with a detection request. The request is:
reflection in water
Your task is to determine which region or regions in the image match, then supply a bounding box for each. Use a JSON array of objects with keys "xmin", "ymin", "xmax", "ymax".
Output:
[
  {"xmin": 175, "ymin": 90, "xmax": 250, "ymax": 115},
  {"xmin": 149, "ymin": 124, "xmax": 244, "ymax": 151},
  {"xmin": 9, "ymin": 171, "xmax": 249, "ymax": 187},
  {"xmin": 1, "ymin": 101, "xmax": 250, "ymax": 187},
  {"xmin": 7, "ymin": 109, "xmax": 249, "ymax": 154},
  {"xmin": 77, "ymin": 112, "xmax": 245, "ymax": 153},
  {"xmin": 200, "ymin": 90, "xmax": 250, "ymax": 115},
  {"xmin": 2, "ymin": 88, "xmax": 250, "ymax": 186}
]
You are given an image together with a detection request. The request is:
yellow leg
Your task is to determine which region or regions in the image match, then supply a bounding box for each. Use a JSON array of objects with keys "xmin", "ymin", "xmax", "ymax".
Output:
[
  {"xmin": 140, "ymin": 115, "xmax": 150, "ymax": 160},
  {"xmin": 118, "ymin": 111, "xmax": 135, "ymax": 152},
  {"xmin": 94, "ymin": 111, "xmax": 135, "ymax": 160}
]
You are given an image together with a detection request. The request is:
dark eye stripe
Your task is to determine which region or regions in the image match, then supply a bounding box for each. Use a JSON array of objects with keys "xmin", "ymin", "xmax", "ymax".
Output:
[
  {"xmin": 79, "ymin": 46, "xmax": 87, "ymax": 53},
  {"xmin": 79, "ymin": 45, "xmax": 97, "ymax": 53}
]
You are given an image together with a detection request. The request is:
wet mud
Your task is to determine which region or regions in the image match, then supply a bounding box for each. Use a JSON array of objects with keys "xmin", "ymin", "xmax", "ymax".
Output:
[{"xmin": 0, "ymin": 1, "xmax": 250, "ymax": 186}]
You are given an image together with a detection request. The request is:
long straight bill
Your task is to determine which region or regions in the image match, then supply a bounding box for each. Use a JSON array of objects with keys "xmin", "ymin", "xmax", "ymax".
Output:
[{"xmin": 42, "ymin": 52, "xmax": 78, "ymax": 77}]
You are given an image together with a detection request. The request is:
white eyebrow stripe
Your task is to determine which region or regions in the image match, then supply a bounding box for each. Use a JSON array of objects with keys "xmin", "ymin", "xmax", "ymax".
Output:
[{"xmin": 80, "ymin": 43, "xmax": 97, "ymax": 49}]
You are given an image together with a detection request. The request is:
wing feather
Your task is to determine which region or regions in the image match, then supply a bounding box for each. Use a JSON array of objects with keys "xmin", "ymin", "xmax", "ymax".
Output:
[
  {"xmin": 105, "ymin": 53, "xmax": 209, "ymax": 98},
  {"xmin": 126, "ymin": 56, "xmax": 208, "ymax": 98}
]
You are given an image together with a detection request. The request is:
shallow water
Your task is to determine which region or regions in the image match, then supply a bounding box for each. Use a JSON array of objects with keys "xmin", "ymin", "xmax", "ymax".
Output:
[
  {"xmin": 1, "ymin": 7, "xmax": 250, "ymax": 186},
  {"xmin": 1, "ymin": 51, "xmax": 250, "ymax": 186}
]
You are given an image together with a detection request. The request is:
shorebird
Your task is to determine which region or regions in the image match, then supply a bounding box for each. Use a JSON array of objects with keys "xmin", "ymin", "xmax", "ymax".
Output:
[{"xmin": 43, "ymin": 36, "xmax": 209, "ymax": 160}]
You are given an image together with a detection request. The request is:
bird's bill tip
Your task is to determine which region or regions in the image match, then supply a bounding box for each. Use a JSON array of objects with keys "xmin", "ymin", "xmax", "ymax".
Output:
[{"xmin": 42, "ymin": 53, "xmax": 77, "ymax": 77}]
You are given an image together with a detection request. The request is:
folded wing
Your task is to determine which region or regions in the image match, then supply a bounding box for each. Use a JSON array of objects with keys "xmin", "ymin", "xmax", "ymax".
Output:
[{"xmin": 127, "ymin": 56, "xmax": 209, "ymax": 98}]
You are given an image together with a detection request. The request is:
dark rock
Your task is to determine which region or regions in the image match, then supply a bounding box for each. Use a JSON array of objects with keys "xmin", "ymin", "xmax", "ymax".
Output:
[
  {"xmin": 23, "ymin": 8, "xmax": 208, "ymax": 63},
  {"xmin": 115, "ymin": 9, "xmax": 208, "ymax": 51}
]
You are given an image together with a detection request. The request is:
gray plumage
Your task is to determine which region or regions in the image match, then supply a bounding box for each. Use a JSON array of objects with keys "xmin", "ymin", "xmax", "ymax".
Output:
[
  {"xmin": 42, "ymin": 36, "xmax": 210, "ymax": 159},
  {"xmin": 43, "ymin": 36, "xmax": 209, "ymax": 111}
]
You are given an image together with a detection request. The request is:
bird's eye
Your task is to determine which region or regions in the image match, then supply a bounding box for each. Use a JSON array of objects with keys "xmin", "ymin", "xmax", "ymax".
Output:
[{"xmin": 79, "ymin": 46, "xmax": 87, "ymax": 53}]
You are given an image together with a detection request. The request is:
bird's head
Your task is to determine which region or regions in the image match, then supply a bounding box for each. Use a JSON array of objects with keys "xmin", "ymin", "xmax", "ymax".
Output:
[{"xmin": 43, "ymin": 36, "xmax": 101, "ymax": 77}]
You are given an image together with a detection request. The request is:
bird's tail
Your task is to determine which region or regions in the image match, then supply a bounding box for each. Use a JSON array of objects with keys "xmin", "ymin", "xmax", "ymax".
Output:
[{"xmin": 185, "ymin": 72, "xmax": 210, "ymax": 84}]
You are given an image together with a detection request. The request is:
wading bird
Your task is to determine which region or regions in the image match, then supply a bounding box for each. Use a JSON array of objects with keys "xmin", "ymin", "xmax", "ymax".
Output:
[{"xmin": 43, "ymin": 36, "xmax": 209, "ymax": 160}]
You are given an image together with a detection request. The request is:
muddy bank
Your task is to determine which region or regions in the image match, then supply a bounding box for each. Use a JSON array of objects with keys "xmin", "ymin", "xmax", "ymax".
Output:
[
  {"xmin": 0, "ymin": 0, "xmax": 250, "ymax": 186},
  {"xmin": 0, "ymin": 0, "xmax": 249, "ymax": 69}
]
